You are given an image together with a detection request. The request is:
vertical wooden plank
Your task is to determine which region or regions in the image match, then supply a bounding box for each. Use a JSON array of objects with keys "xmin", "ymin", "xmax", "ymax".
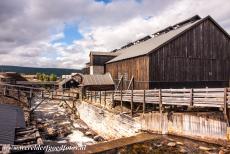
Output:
[
  {"xmin": 41, "ymin": 91, "xmax": 44, "ymax": 99},
  {"xmin": 112, "ymin": 91, "xmax": 114, "ymax": 106},
  {"xmin": 131, "ymin": 86, "xmax": 133, "ymax": 117},
  {"xmin": 143, "ymin": 90, "xmax": 146, "ymax": 114},
  {"xmin": 120, "ymin": 77, "xmax": 123, "ymax": 113},
  {"xmin": 94, "ymin": 91, "xmax": 97, "ymax": 103},
  {"xmin": 104, "ymin": 91, "xmax": 106, "ymax": 107},
  {"xmin": 99, "ymin": 91, "xmax": 102, "ymax": 105},
  {"xmin": 190, "ymin": 88, "xmax": 193, "ymax": 106},
  {"xmin": 159, "ymin": 89, "xmax": 162, "ymax": 113},
  {"xmin": 224, "ymin": 88, "xmax": 229, "ymax": 126},
  {"xmin": 90, "ymin": 91, "xmax": 92, "ymax": 102}
]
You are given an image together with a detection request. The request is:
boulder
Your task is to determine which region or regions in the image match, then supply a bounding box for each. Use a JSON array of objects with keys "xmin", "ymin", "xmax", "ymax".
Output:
[
  {"xmin": 167, "ymin": 142, "xmax": 176, "ymax": 147},
  {"xmin": 93, "ymin": 135, "xmax": 104, "ymax": 142}
]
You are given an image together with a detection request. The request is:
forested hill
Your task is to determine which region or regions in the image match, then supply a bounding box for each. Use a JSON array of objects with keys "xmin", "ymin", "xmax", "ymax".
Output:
[{"xmin": 0, "ymin": 65, "xmax": 81, "ymax": 77}]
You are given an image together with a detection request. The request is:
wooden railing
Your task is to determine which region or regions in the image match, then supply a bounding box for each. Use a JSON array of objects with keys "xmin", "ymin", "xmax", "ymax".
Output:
[{"xmin": 86, "ymin": 88, "xmax": 230, "ymax": 117}]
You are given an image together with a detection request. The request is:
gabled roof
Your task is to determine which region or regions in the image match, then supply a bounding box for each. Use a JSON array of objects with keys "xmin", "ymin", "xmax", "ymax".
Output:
[
  {"xmin": 82, "ymin": 73, "xmax": 114, "ymax": 86},
  {"xmin": 107, "ymin": 15, "xmax": 230, "ymax": 63}
]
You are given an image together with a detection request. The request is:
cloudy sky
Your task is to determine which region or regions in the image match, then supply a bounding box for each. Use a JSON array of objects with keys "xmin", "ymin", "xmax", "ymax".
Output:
[{"xmin": 0, "ymin": 0, "xmax": 229, "ymax": 69}]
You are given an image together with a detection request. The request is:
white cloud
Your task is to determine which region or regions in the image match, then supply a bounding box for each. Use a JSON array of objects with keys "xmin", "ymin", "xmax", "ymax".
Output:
[{"xmin": 0, "ymin": 0, "xmax": 229, "ymax": 69}]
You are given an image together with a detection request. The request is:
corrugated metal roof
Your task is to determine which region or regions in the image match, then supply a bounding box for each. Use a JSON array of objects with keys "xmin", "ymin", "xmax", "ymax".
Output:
[
  {"xmin": 82, "ymin": 73, "xmax": 114, "ymax": 86},
  {"xmin": 90, "ymin": 51, "xmax": 119, "ymax": 56},
  {"xmin": 107, "ymin": 19, "xmax": 201, "ymax": 63},
  {"xmin": 0, "ymin": 104, "xmax": 25, "ymax": 144}
]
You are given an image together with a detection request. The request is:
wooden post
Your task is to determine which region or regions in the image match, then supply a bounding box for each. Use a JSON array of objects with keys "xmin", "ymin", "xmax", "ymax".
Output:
[
  {"xmin": 143, "ymin": 90, "xmax": 146, "ymax": 114},
  {"xmin": 224, "ymin": 88, "xmax": 229, "ymax": 126},
  {"xmin": 94, "ymin": 91, "xmax": 97, "ymax": 103},
  {"xmin": 90, "ymin": 91, "xmax": 92, "ymax": 102},
  {"xmin": 41, "ymin": 91, "xmax": 44, "ymax": 99},
  {"xmin": 112, "ymin": 91, "xmax": 115, "ymax": 107},
  {"xmin": 190, "ymin": 88, "xmax": 193, "ymax": 106},
  {"xmin": 51, "ymin": 90, "xmax": 53, "ymax": 99},
  {"xmin": 3, "ymin": 86, "xmax": 6, "ymax": 96},
  {"xmin": 159, "ymin": 89, "xmax": 162, "ymax": 113},
  {"xmin": 104, "ymin": 91, "xmax": 106, "ymax": 107},
  {"xmin": 131, "ymin": 86, "xmax": 133, "ymax": 117},
  {"xmin": 120, "ymin": 77, "xmax": 123, "ymax": 113},
  {"xmin": 17, "ymin": 88, "xmax": 20, "ymax": 102},
  {"xmin": 99, "ymin": 91, "xmax": 102, "ymax": 105}
]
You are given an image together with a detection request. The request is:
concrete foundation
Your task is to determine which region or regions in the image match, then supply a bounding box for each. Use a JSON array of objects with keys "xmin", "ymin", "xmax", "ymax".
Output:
[{"xmin": 77, "ymin": 101, "xmax": 228, "ymax": 143}]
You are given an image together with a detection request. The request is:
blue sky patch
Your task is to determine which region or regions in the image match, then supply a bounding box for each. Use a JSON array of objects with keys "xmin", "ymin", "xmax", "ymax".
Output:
[
  {"xmin": 95, "ymin": 0, "xmax": 112, "ymax": 4},
  {"xmin": 52, "ymin": 24, "xmax": 83, "ymax": 45}
]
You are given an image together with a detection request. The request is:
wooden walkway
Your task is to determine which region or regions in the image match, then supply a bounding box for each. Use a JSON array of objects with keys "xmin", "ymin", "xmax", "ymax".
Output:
[
  {"xmin": 85, "ymin": 133, "xmax": 159, "ymax": 154},
  {"xmin": 0, "ymin": 83, "xmax": 79, "ymax": 113}
]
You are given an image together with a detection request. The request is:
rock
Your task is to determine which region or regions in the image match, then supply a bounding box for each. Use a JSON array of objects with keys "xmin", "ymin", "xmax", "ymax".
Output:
[
  {"xmin": 199, "ymin": 146, "xmax": 211, "ymax": 151},
  {"xmin": 153, "ymin": 143, "xmax": 162, "ymax": 147},
  {"xmin": 93, "ymin": 135, "xmax": 104, "ymax": 142},
  {"xmin": 167, "ymin": 142, "xmax": 176, "ymax": 147},
  {"xmin": 176, "ymin": 141, "xmax": 184, "ymax": 145},
  {"xmin": 179, "ymin": 147, "xmax": 187, "ymax": 153},
  {"xmin": 219, "ymin": 149, "xmax": 230, "ymax": 154},
  {"xmin": 46, "ymin": 127, "xmax": 58, "ymax": 139},
  {"xmin": 85, "ymin": 130, "xmax": 95, "ymax": 136}
]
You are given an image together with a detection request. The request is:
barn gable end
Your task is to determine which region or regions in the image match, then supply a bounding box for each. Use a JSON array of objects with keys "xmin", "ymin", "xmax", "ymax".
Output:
[{"xmin": 149, "ymin": 17, "xmax": 230, "ymax": 88}]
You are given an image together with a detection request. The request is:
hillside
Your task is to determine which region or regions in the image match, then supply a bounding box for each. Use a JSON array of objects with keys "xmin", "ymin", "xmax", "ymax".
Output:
[{"xmin": 0, "ymin": 65, "xmax": 81, "ymax": 77}]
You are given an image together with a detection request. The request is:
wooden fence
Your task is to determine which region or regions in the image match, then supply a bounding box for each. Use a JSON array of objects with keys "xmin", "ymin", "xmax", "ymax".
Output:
[{"xmin": 86, "ymin": 88, "xmax": 230, "ymax": 117}]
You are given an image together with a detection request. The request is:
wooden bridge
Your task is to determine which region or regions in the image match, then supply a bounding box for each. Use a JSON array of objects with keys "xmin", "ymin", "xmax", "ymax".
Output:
[
  {"xmin": 0, "ymin": 83, "xmax": 79, "ymax": 114},
  {"xmin": 86, "ymin": 87, "xmax": 230, "ymax": 124}
]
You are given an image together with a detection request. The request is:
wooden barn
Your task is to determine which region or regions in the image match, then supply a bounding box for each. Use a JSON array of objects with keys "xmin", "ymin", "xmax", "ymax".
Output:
[{"xmin": 104, "ymin": 15, "xmax": 230, "ymax": 89}]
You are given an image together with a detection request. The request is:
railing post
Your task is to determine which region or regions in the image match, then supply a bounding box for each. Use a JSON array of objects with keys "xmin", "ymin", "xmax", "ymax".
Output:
[
  {"xmin": 190, "ymin": 88, "xmax": 193, "ymax": 106},
  {"xmin": 104, "ymin": 91, "xmax": 106, "ymax": 107},
  {"xmin": 143, "ymin": 90, "xmax": 146, "ymax": 114},
  {"xmin": 224, "ymin": 88, "xmax": 229, "ymax": 126},
  {"xmin": 131, "ymin": 88, "xmax": 133, "ymax": 117},
  {"xmin": 3, "ymin": 86, "xmax": 6, "ymax": 96},
  {"xmin": 90, "ymin": 91, "xmax": 92, "ymax": 102},
  {"xmin": 120, "ymin": 89, "xmax": 123, "ymax": 113},
  {"xmin": 94, "ymin": 91, "xmax": 97, "ymax": 103},
  {"xmin": 99, "ymin": 91, "xmax": 102, "ymax": 105},
  {"xmin": 41, "ymin": 90, "xmax": 44, "ymax": 99},
  {"xmin": 159, "ymin": 89, "xmax": 162, "ymax": 113},
  {"xmin": 112, "ymin": 91, "xmax": 114, "ymax": 106}
]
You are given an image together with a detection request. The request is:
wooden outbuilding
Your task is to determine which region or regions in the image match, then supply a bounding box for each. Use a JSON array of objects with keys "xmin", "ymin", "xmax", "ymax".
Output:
[{"xmin": 104, "ymin": 15, "xmax": 230, "ymax": 89}]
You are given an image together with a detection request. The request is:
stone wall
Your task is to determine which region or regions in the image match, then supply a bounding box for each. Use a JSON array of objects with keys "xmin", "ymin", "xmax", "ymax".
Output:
[
  {"xmin": 138, "ymin": 112, "xmax": 227, "ymax": 141},
  {"xmin": 77, "ymin": 101, "xmax": 228, "ymax": 142},
  {"xmin": 77, "ymin": 101, "xmax": 141, "ymax": 140}
]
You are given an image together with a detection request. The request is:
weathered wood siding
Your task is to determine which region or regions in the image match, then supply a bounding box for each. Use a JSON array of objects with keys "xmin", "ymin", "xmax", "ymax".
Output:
[
  {"xmin": 91, "ymin": 55, "xmax": 116, "ymax": 66},
  {"xmin": 149, "ymin": 19, "xmax": 230, "ymax": 88},
  {"xmin": 106, "ymin": 56, "xmax": 149, "ymax": 89}
]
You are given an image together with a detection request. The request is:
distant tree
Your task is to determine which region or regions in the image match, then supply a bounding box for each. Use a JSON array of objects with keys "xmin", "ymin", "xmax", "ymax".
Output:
[{"xmin": 49, "ymin": 73, "xmax": 57, "ymax": 81}]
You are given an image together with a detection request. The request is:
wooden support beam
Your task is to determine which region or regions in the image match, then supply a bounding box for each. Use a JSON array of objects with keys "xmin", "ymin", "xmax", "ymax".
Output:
[
  {"xmin": 120, "ymin": 88, "xmax": 123, "ymax": 113},
  {"xmin": 159, "ymin": 89, "xmax": 162, "ymax": 113},
  {"xmin": 224, "ymin": 88, "xmax": 229, "ymax": 126},
  {"xmin": 131, "ymin": 86, "xmax": 133, "ymax": 117},
  {"xmin": 190, "ymin": 88, "xmax": 193, "ymax": 107},
  {"xmin": 90, "ymin": 91, "xmax": 92, "ymax": 102},
  {"xmin": 30, "ymin": 98, "xmax": 48, "ymax": 113},
  {"xmin": 99, "ymin": 91, "xmax": 102, "ymax": 105},
  {"xmin": 94, "ymin": 91, "xmax": 97, "ymax": 103},
  {"xmin": 143, "ymin": 90, "xmax": 146, "ymax": 114},
  {"xmin": 104, "ymin": 91, "xmax": 107, "ymax": 107},
  {"xmin": 112, "ymin": 91, "xmax": 115, "ymax": 107}
]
